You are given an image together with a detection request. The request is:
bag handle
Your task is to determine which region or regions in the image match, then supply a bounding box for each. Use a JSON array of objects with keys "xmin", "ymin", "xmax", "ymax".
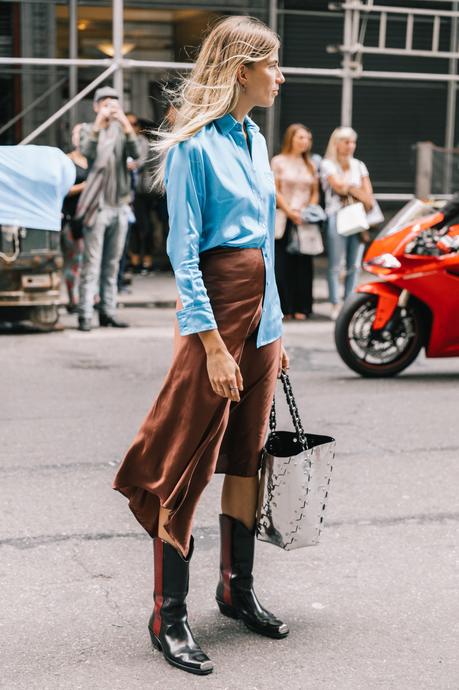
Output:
[{"xmin": 269, "ymin": 370, "xmax": 308, "ymax": 449}]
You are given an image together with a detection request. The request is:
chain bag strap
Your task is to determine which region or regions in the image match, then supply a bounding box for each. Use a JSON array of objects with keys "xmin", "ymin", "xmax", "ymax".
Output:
[{"xmin": 269, "ymin": 370, "xmax": 308, "ymax": 450}]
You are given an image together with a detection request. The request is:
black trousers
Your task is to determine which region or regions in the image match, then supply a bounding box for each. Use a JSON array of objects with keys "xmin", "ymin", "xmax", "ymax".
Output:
[
  {"xmin": 275, "ymin": 221, "xmax": 314, "ymax": 316},
  {"xmin": 131, "ymin": 192, "xmax": 157, "ymax": 259}
]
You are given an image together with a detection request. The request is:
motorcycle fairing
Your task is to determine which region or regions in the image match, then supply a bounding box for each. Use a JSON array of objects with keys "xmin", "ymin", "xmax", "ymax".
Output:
[{"xmin": 356, "ymin": 281, "xmax": 401, "ymax": 330}]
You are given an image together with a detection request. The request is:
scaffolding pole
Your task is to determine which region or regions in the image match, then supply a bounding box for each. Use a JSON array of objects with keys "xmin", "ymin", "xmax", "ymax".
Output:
[
  {"xmin": 69, "ymin": 0, "xmax": 78, "ymax": 131},
  {"xmin": 20, "ymin": 64, "xmax": 117, "ymax": 145},
  {"xmin": 444, "ymin": 2, "xmax": 458, "ymax": 193},
  {"xmin": 113, "ymin": 0, "xmax": 124, "ymax": 103},
  {"xmin": 341, "ymin": 3, "xmax": 354, "ymax": 126},
  {"xmin": 266, "ymin": 0, "xmax": 278, "ymax": 157}
]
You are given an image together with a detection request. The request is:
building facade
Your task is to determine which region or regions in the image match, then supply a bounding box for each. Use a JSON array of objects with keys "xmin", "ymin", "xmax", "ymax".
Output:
[{"xmin": 1, "ymin": 0, "xmax": 459, "ymax": 197}]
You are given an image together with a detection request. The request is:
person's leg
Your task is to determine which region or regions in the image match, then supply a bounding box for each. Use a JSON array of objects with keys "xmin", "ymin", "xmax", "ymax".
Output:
[
  {"xmin": 221, "ymin": 474, "xmax": 258, "ymax": 529},
  {"xmin": 137, "ymin": 193, "xmax": 154, "ymax": 270},
  {"xmin": 274, "ymin": 237, "xmax": 290, "ymax": 316},
  {"xmin": 305, "ymin": 253, "xmax": 314, "ymax": 316},
  {"xmin": 326, "ymin": 214, "xmax": 345, "ymax": 305},
  {"xmin": 99, "ymin": 206, "xmax": 129, "ymax": 318},
  {"xmin": 78, "ymin": 210, "xmax": 107, "ymax": 321},
  {"xmin": 292, "ymin": 253, "xmax": 312, "ymax": 318},
  {"xmin": 344, "ymin": 233, "xmax": 365, "ymax": 298},
  {"xmin": 215, "ymin": 335, "xmax": 288, "ymax": 639},
  {"xmin": 117, "ymin": 220, "xmax": 132, "ymax": 292},
  {"xmin": 149, "ymin": 529, "xmax": 213, "ymax": 675},
  {"xmin": 61, "ymin": 225, "xmax": 77, "ymax": 308}
]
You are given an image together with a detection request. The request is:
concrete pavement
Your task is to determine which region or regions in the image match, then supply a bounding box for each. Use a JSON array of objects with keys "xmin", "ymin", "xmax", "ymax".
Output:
[{"xmin": 1, "ymin": 286, "xmax": 459, "ymax": 689}]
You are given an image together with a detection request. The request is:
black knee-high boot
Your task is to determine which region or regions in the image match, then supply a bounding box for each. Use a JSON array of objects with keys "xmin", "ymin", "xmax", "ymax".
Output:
[
  {"xmin": 216, "ymin": 513, "xmax": 289, "ymax": 639},
  {"xmin": 148, "ymin": 537, "xmax": 213, "ymax": 675}
]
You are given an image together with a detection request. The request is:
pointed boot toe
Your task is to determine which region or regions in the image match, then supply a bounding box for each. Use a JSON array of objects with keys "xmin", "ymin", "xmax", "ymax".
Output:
[
  {"xmin": 149, "ymin": 538, "xmax": 213, "ymax": 676},
  {"xmin": 216, "ymin": 514, "xmax": 289, "ymax": 640}
]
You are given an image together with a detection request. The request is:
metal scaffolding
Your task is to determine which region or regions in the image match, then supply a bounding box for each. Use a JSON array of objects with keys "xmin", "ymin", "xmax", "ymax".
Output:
[{"xmin": 1, "ymin": 0, "xmax": 459, "ymax": 192}]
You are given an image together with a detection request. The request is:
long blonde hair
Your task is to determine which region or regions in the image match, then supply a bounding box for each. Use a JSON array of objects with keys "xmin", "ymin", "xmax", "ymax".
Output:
[
  {"xmin": 324, "ymin": 126, "xmax": 358, "ymax": 163},
  {"xmin": 152, "ymin": 16, "xmax": 279, "ymax": 190}
]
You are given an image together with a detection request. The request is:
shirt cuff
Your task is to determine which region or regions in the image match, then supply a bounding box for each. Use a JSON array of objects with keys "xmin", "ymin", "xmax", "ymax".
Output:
[{"xmin": 176, "ymin": 303, "xmax": 217, "ymax": 336}]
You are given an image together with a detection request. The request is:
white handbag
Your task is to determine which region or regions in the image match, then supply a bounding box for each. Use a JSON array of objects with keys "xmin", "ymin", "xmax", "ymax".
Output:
[
  {"xmin": 366, "ymin": 201, "xmax": 384, "ymax": 227},
  {"xmin": 297, "ymin": 223, "xmax": 324, "ymax": 255},
  {"xmin": 336, "ymin": 201, "xmax": 369, "ymax": 236},
  {"xmin": 275, "ymin": 209, "xmax": 288, "ymax": 239}
]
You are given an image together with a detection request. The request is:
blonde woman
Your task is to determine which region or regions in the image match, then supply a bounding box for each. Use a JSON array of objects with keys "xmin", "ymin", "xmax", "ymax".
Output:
[
  {"xmin": 113, "ymin": 17, "xmax": 288, "ymax": 675},
  {"xmin": 321, "ymin": 127, "xmax": 375, "ymax": 320},
  {"xmin": 271, "ymin": 124, "xmax": 319, "ymax": 319}
]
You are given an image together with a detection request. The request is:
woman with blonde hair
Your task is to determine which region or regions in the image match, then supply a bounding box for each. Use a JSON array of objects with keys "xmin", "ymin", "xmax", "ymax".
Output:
[
  {"xmin": 321, "ymin": 126, "xmax": 375, "ymax": 320},
  {"xmin": 272, "ymin": 123, "xmax": 320, "ymax": 319},
  {"xmin": 113, "ymin": 16, "xmax": 288, "ymax": 676}
]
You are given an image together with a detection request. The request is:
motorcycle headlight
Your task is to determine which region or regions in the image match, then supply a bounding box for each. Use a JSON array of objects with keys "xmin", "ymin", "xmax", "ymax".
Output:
[{"xmin": 363, "ymin": 253, "xmax": 401, "ymax": 270}]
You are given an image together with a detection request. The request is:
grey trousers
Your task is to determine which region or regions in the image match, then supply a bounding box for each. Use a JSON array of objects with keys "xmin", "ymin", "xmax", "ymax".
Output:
[{"xmin": 78, "ymin": 204, "xmax": 129, "ymax": 320}]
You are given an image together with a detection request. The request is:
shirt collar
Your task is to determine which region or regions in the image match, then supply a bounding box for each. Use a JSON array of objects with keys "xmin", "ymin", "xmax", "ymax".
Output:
[{"xmin": 215, "ymin": 113, "xmax": 260, "ymax": 135}]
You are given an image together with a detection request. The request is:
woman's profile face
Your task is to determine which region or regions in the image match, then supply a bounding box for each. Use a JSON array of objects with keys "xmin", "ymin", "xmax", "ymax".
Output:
[
  {"xmin": 243, "ymin": 49, "xmax": 285, "ymax": 108},
  {"xmin": 291, "ymin": 128, "xmax": 311, "ymax": 155},
  {"xmin": 337, "ymin": 137, "xmax": 356, "ymax": 158}
]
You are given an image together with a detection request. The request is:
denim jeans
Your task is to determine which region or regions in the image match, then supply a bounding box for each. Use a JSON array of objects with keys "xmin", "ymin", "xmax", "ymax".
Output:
[
  {"xmin": 78, "ymin": 204, "xmax": 129, "ymax": 319},
  {"xmin": 326, "ymin": 213, "xmax": 364, "ymax": 305}
]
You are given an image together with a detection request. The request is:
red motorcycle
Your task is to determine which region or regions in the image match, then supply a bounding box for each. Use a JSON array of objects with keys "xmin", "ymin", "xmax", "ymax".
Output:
[{"xmin": 335, "ymin": 197, "xmax": 459, "ymax": 377}]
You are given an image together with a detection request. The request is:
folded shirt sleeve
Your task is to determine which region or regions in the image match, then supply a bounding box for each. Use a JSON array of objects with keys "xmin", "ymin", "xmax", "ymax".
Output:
[{"xmin": 165, "ymin": 140, "xmax": 218, "ymax": 336}]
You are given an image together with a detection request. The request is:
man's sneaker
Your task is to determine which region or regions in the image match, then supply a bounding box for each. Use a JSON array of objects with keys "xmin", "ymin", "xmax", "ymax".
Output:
[
  {"xmin": 78, "ymin": 317, "xmax": 92, "ymax": 332},
  {"xmin": 99, "ymin": 313, "xmax": 129, "ymax": 328}
]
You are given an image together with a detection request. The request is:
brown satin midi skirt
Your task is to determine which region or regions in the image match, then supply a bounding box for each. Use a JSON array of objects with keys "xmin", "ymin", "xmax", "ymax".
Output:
[{"xmin": 113, "ymin": 247, "xmax": 281, "ymax": 556}]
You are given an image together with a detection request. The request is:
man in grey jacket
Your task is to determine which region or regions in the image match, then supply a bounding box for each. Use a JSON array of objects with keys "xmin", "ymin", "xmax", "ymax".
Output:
[{"xmin": 77, "ymin": 86, "xmax": 140, "ymax": 331}]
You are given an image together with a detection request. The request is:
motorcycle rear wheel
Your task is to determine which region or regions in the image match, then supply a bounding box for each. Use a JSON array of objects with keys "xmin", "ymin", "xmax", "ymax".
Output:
[{"xmin": 335, "ymin": 293, "xmax": 425, "ymax": 377}]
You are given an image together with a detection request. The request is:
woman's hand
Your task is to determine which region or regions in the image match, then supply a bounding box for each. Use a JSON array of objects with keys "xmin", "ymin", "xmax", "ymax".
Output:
[
  {"xmin": 278, "ymin": 342, "xmax": 289, "ymax": 377},
  {"xmin": 198, "ymin": 330, "xmax": 243, "ymax": 402},
  {"xmin": 288, "ymin": 208, "xmax": 302, "ymax": 226},
  {"xmin": 206, "ymin": 349, "xmax": 243, "ymax": 402}
]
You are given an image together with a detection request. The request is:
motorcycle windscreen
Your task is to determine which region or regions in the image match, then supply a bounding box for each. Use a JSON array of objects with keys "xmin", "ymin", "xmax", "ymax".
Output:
[{"xmin": 0, "ymin": 145, "xmax": 76, "ymax": 231}]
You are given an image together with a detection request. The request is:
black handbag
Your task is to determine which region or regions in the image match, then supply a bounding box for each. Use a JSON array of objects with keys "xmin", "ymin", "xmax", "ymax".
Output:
[{"xmin": 256, "ymin": 371, "xmax": 336, "ymax": 550}]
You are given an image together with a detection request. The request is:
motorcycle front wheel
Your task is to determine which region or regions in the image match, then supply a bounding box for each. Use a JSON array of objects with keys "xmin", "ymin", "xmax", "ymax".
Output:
[{"xmin": 335, "ymin": 293, "xmax": 425, "ymax": 377}]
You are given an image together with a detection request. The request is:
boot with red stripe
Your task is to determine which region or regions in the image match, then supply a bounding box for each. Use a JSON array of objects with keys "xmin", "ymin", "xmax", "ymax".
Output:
[
  {"xmin": 216, "ymin": 513, "xmax": 289, "ymax": 639},
  {"xmin": 148, "ymin": 537, "xmax": 213, "ymax": 675}
]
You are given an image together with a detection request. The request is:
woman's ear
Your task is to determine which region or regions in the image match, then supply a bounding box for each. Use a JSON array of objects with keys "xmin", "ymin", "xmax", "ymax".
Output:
[{"xmin": 237, "ymin": 64, "xmax": 248, "ymax": 90}]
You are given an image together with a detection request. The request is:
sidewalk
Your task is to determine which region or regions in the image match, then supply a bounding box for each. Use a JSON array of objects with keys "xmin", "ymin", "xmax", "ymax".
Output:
[{"xmin": 116, "ymin": 256, "xmax": 333, "ymax": 318}]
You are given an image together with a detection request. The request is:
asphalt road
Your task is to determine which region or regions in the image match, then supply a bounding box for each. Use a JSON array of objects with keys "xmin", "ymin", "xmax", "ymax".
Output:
[{"xmin": 1, "ymin": 306, "xmax": 458, "ymax": 690}]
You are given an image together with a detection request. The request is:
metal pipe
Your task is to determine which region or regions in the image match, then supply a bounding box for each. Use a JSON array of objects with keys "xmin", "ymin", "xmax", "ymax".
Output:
[
  {"xmin": 0, "ymin": 58, "xmax": 112, "ymax": 66},
  {"xmin": 339, "ymin": 2, "xmax": 459, "ymax": 18},
  {"xmin": 341, "ymin": 3, "xmax": 354, "ymax": 125},
  {"xmin": 266, "ymin": 0, "xmax": 278, "ymax": 158},
  {"xmin": 121, "ymin": 59, "xmax": 194, "ymax": 71},
  {"xmin": 405, "ymin": 13, "xmax": 414, "ymax": 50},
  {"xmin": 69, "ymin": 0, "xmax": 78, "ymax": 130},
  {"xmin": 444, "ymin": 2, "xmax": 458, "ymax": 193},
  {"xmin": 378, "ymin": 12, "xmax": 387, "ymax": 48},
  {"xmin": 20, "ymin": 64, "xmax": 117, "ymax": 145},
  {"xmin": 0, "ymin": 77, "xmax": 67, "ymax": 137},
  {"xmin": 343, "ymin": 44, "xmax": 459, "ymax": 59},
  {"xmin": 113, "ymin": 0, "xmax": 123, "ymax": 102},
  {"xmin": 432, "ymin": 16, "xmax": 441, "ymax": 52},
  {"xmin": 360, "ymin": 68, "xmax": 459, "ymax": 81}
]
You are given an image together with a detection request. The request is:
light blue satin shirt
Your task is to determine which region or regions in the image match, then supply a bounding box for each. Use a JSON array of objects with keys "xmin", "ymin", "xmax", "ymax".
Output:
[{"xmin": 165, "ymin": 113, "xmax": 283, "ymax": 348}]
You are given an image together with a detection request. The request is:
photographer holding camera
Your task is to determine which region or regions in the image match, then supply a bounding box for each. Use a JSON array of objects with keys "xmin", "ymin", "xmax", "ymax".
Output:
[{"xmin": 76, "ymin": 86, "xmax": 140, "ymax": 332}]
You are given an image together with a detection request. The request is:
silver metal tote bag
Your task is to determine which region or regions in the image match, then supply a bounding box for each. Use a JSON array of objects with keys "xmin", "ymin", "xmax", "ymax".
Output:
[{"xmin": 257, "ymin": 372, "xmax": 335, "ymax": 550}]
